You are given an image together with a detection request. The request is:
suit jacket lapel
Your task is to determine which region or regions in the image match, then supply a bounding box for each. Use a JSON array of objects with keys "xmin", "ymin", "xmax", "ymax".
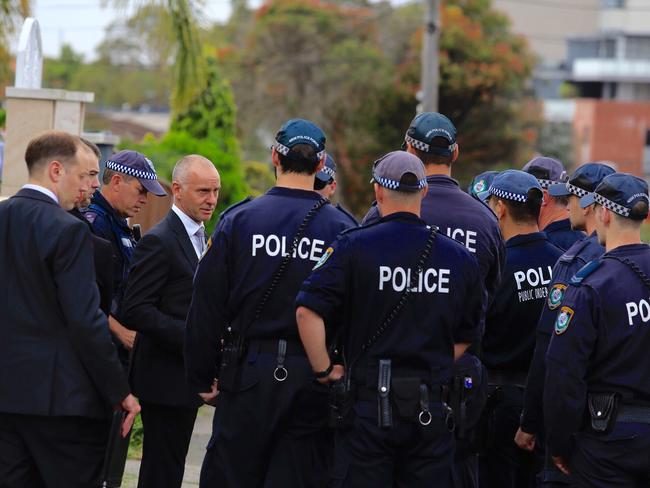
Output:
[{"xmin": 167, "ymin": 211, "xmax": 199, "ymax": 269}]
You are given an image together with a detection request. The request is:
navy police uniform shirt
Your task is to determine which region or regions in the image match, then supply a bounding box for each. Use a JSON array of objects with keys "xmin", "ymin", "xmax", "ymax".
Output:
[
  {"xmin": 521, "ymin": 233, "xmax": 604, "ymax": 434},
  {"xmin": 84, "ymin": 191, "xmax": 136, "ymax": 310},
  {"xmin": 185, "ymin": 187, "xmax": 357, "ymax": 393},
  {"xmin": 363, "ymin": 175, "xmax": 504, "ymax": 331},
  {"xmin": 543, "ymin": 218, "xmax": 585, "ymax": 252},
  {"xmin": 544, "ymin": 244, "xmax": 650, "ymax": 458},
  {"xmin": 296, "ymin": 212, "xmax": 483, "ymax": 382},
  {"xmin": 483, "ymin": 232, "xmax": 563, "ymax": 374}
]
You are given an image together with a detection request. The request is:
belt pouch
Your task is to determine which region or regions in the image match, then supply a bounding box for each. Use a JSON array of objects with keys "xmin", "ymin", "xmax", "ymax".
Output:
[
  {"xmin": 329, "ymin": 379, "xmax": 354, "ymax": 429},
  {"xmin": 378, "ymin": 359, "xmax": 392, "ymax": 428},
  {"xmin": 218, "ymin": 337, "xmax": 244, "ymax": 392},
  {"xmin": 588, "ymin": 392, "xmax": 619, "ymax": 434},
  {"xmin": 391, "ymin": 377, "xmax": 421, "ymax": 420}
]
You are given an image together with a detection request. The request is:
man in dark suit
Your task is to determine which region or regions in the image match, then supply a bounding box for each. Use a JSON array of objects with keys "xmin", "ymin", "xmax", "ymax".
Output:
[
  {"xmin": 121, "ymin": 155, "xmax": 220, "ymax": 488},
  {"xmin": 0, "ymin": 131, "xmax": 140, "ymax": 487}
]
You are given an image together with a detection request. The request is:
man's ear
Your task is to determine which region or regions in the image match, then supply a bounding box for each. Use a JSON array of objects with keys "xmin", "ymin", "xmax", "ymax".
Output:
[
  {"xmin": 271, "ymin": 147, "xmax": 281, "ymax": 169},
  {"xmin": 48, "ymin": 160, "xmax": 64, "ymax": 183},
  {"xmin": 375, "ymin": 183, "xmax": 384, "ymax": 204},
  {"xmin": 541, "ymin": 189, "xmax": 550, "ymax": 207},
  {"xmin": 451, "ymin": 144, "xmax": 459, "ymax": 163}
]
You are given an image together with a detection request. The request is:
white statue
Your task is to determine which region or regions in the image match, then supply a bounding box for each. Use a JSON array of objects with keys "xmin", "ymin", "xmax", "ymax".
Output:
[{"xmin": 14, "ymin": 18, "xmax": 43, "ymax": 89}]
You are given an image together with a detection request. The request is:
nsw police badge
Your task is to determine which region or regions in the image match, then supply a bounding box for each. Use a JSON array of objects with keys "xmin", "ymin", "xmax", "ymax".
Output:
[
  {"xmin": 313, "ymin": 247, "xmax": 334, "ymax": 270},
  {"xmin": 548, "ymin": 283, "xmax": 567, "ymax": 310},
  {"xmin": 473, "ymin": 179, "xmax": 486, "ymax": 194},
  {"xmin": 554, "ymin": 306, "xmax": 574, "ymax": 335}
]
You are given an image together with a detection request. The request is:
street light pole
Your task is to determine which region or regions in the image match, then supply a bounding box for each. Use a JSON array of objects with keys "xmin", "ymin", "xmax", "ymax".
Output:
[{"xmin": 419, "ymin": 0, "xmax": 441, "ymax": 113}]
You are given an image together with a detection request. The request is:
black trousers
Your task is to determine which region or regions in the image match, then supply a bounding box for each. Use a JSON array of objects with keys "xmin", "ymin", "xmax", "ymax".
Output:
[
  {"xmin": 331, "ymin": 402, "xmax": 455, "ymax": 488},
  {"xmin": 137, "ymin": 401, "xmax": 198, "ymax": 488},
  {"xmin": 0, "ymin": 412, "xmax": 109, "ymax": 488},
  {"xmin": 200, "ymin": 351, "xmax": 331, "ymax": 488}
]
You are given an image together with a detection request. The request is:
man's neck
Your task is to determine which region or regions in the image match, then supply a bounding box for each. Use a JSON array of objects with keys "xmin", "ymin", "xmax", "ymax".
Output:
[
  {"xmin": 27, "ymin": 177, "xmax": 57, "ymax": 195},
  {"xmin": 539, "ymin": 206, "xmax": 568, "ymax": 230},
  {"xmin": 605, "ymin": 227, "xmax": 641, "ymax": 252},
  {"xmin": 502, "ymin": 221, "xmax": 539, "ymax": 241},
  {"xmin": 275, "ymin": 172, "xmax": 317, "ymax": 192},
  {"xmin": 425, "ymin": 164, "xmax": 451, "ymax": 177},
  {"xmin": 99, "ymin": 188, "xmax": 121, "ymax": 214},
  {"xmin": 584, "ymin": 217, "xmax": 596, "ymax": 236}
]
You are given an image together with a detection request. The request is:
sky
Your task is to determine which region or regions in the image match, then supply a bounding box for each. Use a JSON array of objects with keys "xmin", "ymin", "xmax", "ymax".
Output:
[{"xmin": 22, "ymin": 0, "xmax": 246, "ymax": 61}]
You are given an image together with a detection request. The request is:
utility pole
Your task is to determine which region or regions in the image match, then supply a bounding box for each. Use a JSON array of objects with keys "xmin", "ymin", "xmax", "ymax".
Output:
[{"xmin": 419, "ymin": 0, "xmax": 441, "ymax": 113}]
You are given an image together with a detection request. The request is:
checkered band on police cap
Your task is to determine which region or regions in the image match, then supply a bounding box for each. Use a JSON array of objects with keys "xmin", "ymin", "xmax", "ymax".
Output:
[
  {"xmin": 372, "ymin": 173, "xmax": 427, "ymax": 191},
  {"xmin": 321, "ymin": 166, "xmax": 336, "ymax": 179},
  {"xmin": 273, "ymin": 141, "xmax": 326, "ymax": 161},
  {"xmin": 106, "ymin": 159, "xmax": 159, "ymax": 180},
  {"xmin": 537, "ymin": 179, "xmax": 555, "ymax": 190},
  {"xmin": 566, "ymin": 182, "xmax": 589, "ymax": 198},
  {"xmin": 594, "ymin": 193, "xmax": 631, "ymax": 218},
  {"xmin": 404, "ymin": 134, "xmax": 457, "ymax": 155},
  {"xmin": 489, "ymin": 186, "xmax": 528, "ymax": 203}
]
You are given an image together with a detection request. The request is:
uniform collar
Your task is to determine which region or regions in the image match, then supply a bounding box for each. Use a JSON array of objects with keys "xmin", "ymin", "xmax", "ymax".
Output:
[
  {"xmin": 605, "ymin": 243, "xmax": 650, "ymax": 257},
  {"xmin": 267, "ymin": 186, "xmax": 323, "ymax": 200},
  {"xmin": 378, "ymin": 211, "xmax": 424, "ymax": 225},
  {"xmin": 543, "ymin": 218, "xmax": 571, "ymax": 233},
  {"xmin": 506, "ymin": 231, "xmax": 547, "ymax": 248},
  {"xmin": 426, "ymin": 174, "xmax": 460, "ymax": 188}
]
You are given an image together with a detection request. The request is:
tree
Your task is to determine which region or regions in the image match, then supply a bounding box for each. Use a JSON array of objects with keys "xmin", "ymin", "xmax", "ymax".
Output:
[{"xmin": 0, "ymin": 0, "xmax": 30, "ymax": 89}]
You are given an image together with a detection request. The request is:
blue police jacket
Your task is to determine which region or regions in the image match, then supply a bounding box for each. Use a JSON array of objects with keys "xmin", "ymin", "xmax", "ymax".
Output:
[
  {"xmin": 184, "ymin": 187, "xmax": 357, "ymax": 393},
  {"xmin": 483, "ymin": 232, "xmax": 563, "ymax": 374},
  {"xmin": 363, "ymin": 175, "xmax": 504, "ymax": 332},
  {"xmin": 543, "ymin": 218, "xmax": 585, "ymax": 252},
  {"xmin": 84, "ymin": 191, "xmax": 136, "ymax": 311},
  {"xmin": 296, "ymin": 212, "xmax": 483, "ymax": 382},
  {"xmin": 544, "ymin": 243, "xmax": 650, "ymax": 459},
  {"xmin": 521, "ymin": 233, "xmax": 604, "ymax": 435}
]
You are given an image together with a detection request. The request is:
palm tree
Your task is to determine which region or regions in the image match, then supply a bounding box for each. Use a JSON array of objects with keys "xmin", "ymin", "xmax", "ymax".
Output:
[{"xmin": 108, "ymin": 0, "xmax": 205, "ymax": 112}]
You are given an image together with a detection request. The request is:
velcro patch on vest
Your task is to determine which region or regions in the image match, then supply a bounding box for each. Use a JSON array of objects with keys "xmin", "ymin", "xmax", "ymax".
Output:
[
  {"xmin": 313, "ymin": 246, "xmax": 334, "ymax": 270},
  {"xmin": 548, "ymin": 283, "xmax": 567, "ymax": 310},
  {"xmin": 555, "ymin": 306, "xmax": 574, "ymax": 335}
]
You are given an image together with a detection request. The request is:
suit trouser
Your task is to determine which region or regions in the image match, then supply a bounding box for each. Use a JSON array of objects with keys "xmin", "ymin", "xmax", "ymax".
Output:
[
  {"xmin": 0, "ymin": 412, "xmax": 109, "ymax": 488},
  {"xmin": 330, "ymin": 402, "xmax": 455, "ymax": 488},
  {"xmin": 478, "ymin": 385, "xmax": 536, "ymax": 488},
  {"xmin": 199, "ymin": 350, "xmax": 331, "ymax": 488},
  {"xmin": 569, "ymin": 422, "xmax": 650, "ymax": 488},
  {"xmin": 137, "ymin": 401, "xmax": 198, "ymax": 488}
]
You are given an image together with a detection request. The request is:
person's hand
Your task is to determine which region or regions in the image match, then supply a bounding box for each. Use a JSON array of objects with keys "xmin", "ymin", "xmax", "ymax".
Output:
[
  {"xmin": 514, "ymin": 427, "xmax": 536, "ymax": 451},
  {"xmin": 109, "ymin": 316, "xmax": 137, "ymax": 350},
  {"xmin": 119, "ymin": 394, "xmax": 141, "ymax": 438},
  {"xmin": 199, "ymin": 379, "xmax": 219, "ymax": 406},
  {"xmin": 316, "ymin": 364, "xmax": 345, "ymax": 385},
  {"xmin": 552, "ymin": 455, "xmax": 571, "ymax": 476}
]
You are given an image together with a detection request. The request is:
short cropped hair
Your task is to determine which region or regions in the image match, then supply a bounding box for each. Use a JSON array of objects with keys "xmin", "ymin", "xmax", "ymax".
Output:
[
  {"xmin": 499, "ymin": 189, "xmax": 543, "ymax": 224},
  {"xmin": 102, "ymin": 168, "xmax": 134, "ymax": 186},
  {"xmin": 80, "ymin": 137, "xmax": 101, "ymax": 159},
  {"xmin": 24, "ymin": 131, "xmax": 80, "ymax": 175},
  {"xmin": 412, "ymin": 137, "xmax": 454, "ymax": 166},
  {"xmin": 278, "ymin": 144, "xmax": 321, "ymax": 175}
]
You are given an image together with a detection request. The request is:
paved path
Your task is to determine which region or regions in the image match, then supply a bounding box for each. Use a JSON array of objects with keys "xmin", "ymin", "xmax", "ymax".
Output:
[{"xmin": 122, "ymin": 405, "xmax": 214, "ymax": 488}]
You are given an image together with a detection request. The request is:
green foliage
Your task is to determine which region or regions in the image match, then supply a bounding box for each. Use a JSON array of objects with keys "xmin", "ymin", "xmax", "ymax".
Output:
[
  {"xmin": 243, "ymin": 161, "xmax": 275, "ymax": 197},
  {"xmin": 0, "ymin": 108, "xmax": 5, "ymax": 128},
  {"xmin": 127, "ymin": 413, "xmax": 143, "ymax": 459}
]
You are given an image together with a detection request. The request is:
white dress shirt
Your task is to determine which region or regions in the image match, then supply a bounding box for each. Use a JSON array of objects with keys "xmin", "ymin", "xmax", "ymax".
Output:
[
  {"xmin": 22, "ymin": 184, "xmax": 59, "ymax": 204},
  {"xmin": 171, "ymin": 204, "xmax": 206, "ymax": 258}
]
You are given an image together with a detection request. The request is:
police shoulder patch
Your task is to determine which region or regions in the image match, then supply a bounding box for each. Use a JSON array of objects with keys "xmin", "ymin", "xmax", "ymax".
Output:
[
  {"xmin": 570, "ymin": 259, "xmax": 602, "ymax": 285},
  {"xmin": 555, "ymin": 306, "xmax": 574, "ymax": 335},
  {"xmin": 548, "ymin": 283, "xmax": 567, "ymax": 310},
  {"xmin": 313, "ymin": 246, "xmax": 334, "ymax": 270}
]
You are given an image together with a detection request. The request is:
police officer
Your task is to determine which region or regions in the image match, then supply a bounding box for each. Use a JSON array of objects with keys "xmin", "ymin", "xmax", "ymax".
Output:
[
  {"xmin": 515, "ymin": 162, "xmax": 615, "ymax": 486},
  {"xmin": 468, "ymin": 170, "xmax": 499, "ymax": 200},
  {"xmin": 478, "ymin": 170, "xmax": 563, "ymax": 488},
  {"xmin": 315, "ymin": 153, "xmax": 358, "ymax": 223},
  {"xmin": 362, "ymin": 114, "xmax": 503, "ymax": 486},
  {"xmin": 544, "ymin": 173, "xmax": 650, "ymax": 487},
  {"xmin": 184, "ymin": 119, "xmax": 357, "ymax": 488},
  {"xmin": 84, "ymin": 150, "xmax": 167, "ymax": 361},
  {"xmin": 523, "ymin": 157, "xmax": 585, "ymax": 251},
  {"xmin": 296, "ymin": 150, "xmax": 484, "ymax": 487}
]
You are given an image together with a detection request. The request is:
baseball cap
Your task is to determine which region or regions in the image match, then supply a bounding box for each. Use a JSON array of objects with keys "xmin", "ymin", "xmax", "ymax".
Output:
[
  {"xmin": 105, "ymin": 150, "xmax": 166, "ymax": 196},
  {"xmin": 401, "ymin": 112, "xmax": 458, "ymax": 157},
  {"xmin": 587, "ymin": 173, "xmax": 649, "ymax": 220},
  {"xmin": 479, "ymin": 169, "xmax": 542, "ymax": 203},
  {"xmin": 370, "ymin": 151, "xmax": 427, "ymax": 193},
  {"xmin": 273, "ymin": 118, "xmax": 326, "ymax": 161},
  {"xmin": 548, "ymin": 162, "xmax": 616, "ymax": 208},
  {"xmin": 523, "ymin": 156, "xmax": 568, "ymax": 189},
  {"xmin": 468, "ymin": 170, "xmax": 499, "ymax": 198},
  {"xmin": 315, "ymin": 154, "xmax": 337, "ymax": 183}
]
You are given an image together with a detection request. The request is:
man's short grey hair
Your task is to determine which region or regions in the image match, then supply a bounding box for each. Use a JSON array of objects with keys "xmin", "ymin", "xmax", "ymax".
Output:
[{"xmin": 172, "ymin": 154, "xmax": 216, "ymax": 184}]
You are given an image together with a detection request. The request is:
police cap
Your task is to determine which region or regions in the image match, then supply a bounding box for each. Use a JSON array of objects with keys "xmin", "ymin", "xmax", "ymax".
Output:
[
  {"xmin": 401, "ymin": 112, "xmax": 458, "ymax": 157},
  {"xmin": 523, "ymin": 156, "xmax": 567, "ymax": 189},
  {"xmin": 315, "ymin": 154, "xmax": 337, "ymax": 183},
  {"xmin": 105, "ymin": 150, "xmax": 167, "ymax": 196},
  {"xmin": 468, "ymin": 170, "xmax": 499, "ymax": 198},
  {"xmin": 273, "ymin": 118, "xmax": 326, "ymax": 161},
  {"xmin": 371, "ymin": 151, "xmax": 427, "ymax": 193},
  {"xmin": 548, "ymin": 162, "xmax": 616, "ymax": 208},
  {"xmin": 479, "ymin": 169, "xmax": 542, "ymax": 203},
  {"xmin": 583, "ymin": 173, "xmax": 649, "ymax": 220}
]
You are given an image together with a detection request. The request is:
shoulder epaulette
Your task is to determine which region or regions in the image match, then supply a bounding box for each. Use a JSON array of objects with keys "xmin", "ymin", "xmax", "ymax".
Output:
[
  {"xmin": 335, "ymin": 203, "xmax": 359, "ymax": 225},
  {"xmin": 220, "ymin": 196, "xmax": 253, "ymax": 218},
  {"xmin": 570, "ymin": 259, "xmax": 602, "ymax": 285}
]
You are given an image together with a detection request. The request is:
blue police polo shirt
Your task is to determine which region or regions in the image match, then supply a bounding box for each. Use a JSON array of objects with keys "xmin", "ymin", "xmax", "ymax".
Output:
[
  {"xmin": 296, "ymin": 212, "xmax": 483, "ymax": 381},
  {"xmin": 545, "ymin": 243, "xmax": 650, "ymax": 459},
  {"xmin": 483, "ymin": 232, "xmax": 563, "ymax": 374},
  {"xmin": 363, "ymin": 175, "xmax": 505, "ymax": 331},
  {"xmin": 543, "ymin": 218, "xmax": 585, "ymax": 252},
  {"xmin": 185, "ymin": 187, "xmax": 357, "ymax": 393},
  {"xmin": 521, "ymin": 233, "xmax": 604, "ymax": 434}
]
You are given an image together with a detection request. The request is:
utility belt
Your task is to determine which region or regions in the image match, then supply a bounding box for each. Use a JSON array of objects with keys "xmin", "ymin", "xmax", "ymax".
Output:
[
  {"xmin": 329, "ymin": 359, "xmax": 454, "ymax": 431},
  {"xmin": 487, "ymin": 370, "xmax": 527, "ymax": 388},
  {"xmin": 219, "ymin": 334, "xmax": 305, "ymax": 391},
  {"xmin": 586, "ymin": 392, "xmax": 650, "ymax": 434}
]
